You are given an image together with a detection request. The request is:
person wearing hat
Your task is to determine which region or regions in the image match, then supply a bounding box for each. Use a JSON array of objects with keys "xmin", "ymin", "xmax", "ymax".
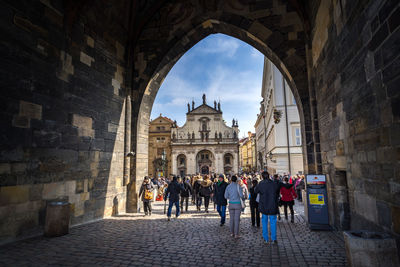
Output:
[
  {"xmin": 138, "ymin": 177, "xmax": 155, "ymax": 216},
  {"xmin": 213, "ymin": 174, "xmax": 229, "ymax": 226}
]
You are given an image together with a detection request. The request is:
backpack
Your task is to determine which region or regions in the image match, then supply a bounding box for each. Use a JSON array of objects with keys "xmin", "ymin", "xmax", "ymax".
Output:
[
  {"xmin": 200, "ymin": 185, "xmax": 212, "ymax": 197},
  {"xmin": 144, "ymin": 188, "xmax": 153, "ymax": 200},
  {"xmin": 181, "ymin": 183, "xmax": 190, "ymax": 197}
]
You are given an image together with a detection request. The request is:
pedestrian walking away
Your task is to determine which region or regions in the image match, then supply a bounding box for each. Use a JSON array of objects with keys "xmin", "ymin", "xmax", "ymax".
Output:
[
  {"xmin": 214, "ymin": 174, "xmax": 228, "ymax": 226},
  {"xmin": 165, "ymin": 176, "xmax": 184, "ymax": 221},
  {"xmin": 193, "ymin": 175, "xmax": 203, "ymax": 211},
  {"xmin": 224, "ymin": 175, "xmax": 244, "ymax": 238},
  {"xmin": 138, "ymin": 177, "xmax": 155, "ymax": 216},
  {"xmin": 180, "ymin": 177, "xmax": 192, "ymax": 212},
  {"xmin": 295, "ymin": 175, "xmax": 305, "ymax": 201},
  {"xmin": 200, "ymin": 175, "xmax": 213, "ymax": 213},
  {"xmin": 280, "ymin": 176, "xmax": 297, "ymax": 223},
  {"xmin": 249, "ymin": 179, "xmax": 260, "ymax": 228},
  {"xmin": 255, "ymin": 171, "xmax": 281, "ymax": 244}
]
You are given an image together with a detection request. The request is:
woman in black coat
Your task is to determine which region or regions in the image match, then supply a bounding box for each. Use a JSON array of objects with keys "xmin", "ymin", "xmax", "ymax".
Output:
[
  {"xmin": 214, "ymin": 174, "xmax": 228, "ymax": 226},
  {"xmin": 249, "ymin": 179, "xmax": 260, "ymax": 227}
]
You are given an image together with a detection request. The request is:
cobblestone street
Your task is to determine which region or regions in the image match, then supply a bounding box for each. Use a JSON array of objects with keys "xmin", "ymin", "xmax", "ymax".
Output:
[{"xmin": 1, "ymin": 200, "xmax": 346, "ymax": 266}]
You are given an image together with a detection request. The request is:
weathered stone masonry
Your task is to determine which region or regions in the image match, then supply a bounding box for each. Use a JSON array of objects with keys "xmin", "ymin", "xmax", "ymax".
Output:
[
  {"xmin": 0, "ymin": 0, "xmax": 130, "ymax": 243},
  {"xmin": 310, "ymin": 0, "xmax": 400, "ymax": 238},
  {"xmin": 0, "ymin": 0, "xmax": 399, "ymax": 252}
]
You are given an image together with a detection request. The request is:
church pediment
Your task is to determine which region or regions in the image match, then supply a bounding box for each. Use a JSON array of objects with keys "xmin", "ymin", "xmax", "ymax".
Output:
[{"xmin": 189, "ymin": 104, "xmax": 220, "ymax": 114}]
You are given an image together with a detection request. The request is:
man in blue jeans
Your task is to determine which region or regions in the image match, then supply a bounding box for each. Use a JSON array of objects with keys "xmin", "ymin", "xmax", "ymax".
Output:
[
  {"xmin": 165, "ymin": 176, "xmax": 184, "ymax": 221},
  {"xmin": 255, "ymin": 171, "xmax": 282, "ymax": 244},
  {"xmin": 213, "ymin": 174, "xmax": 228, "ymax": 226}
]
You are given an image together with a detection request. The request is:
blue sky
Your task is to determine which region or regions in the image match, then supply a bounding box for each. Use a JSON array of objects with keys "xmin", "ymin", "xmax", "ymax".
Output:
[{"xmin": 150, "ymin": 33, "xmax": 264, "ymax": 137}]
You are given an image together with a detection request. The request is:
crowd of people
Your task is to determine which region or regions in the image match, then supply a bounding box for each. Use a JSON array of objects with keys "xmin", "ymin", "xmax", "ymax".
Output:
[{"xmin": 139, "ymin": 172, "xmax": 305, "ymax": 244}]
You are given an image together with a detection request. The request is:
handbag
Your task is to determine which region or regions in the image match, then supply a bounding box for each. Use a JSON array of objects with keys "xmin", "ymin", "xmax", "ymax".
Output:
[{"xmin": 236, "ymin": 184, "xmax": 246, "ymax": 210}]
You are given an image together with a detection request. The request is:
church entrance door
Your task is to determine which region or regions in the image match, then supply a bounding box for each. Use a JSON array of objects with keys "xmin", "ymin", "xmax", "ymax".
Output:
[{"xmin": 201, "ymin": 166, "xmax": 209, "ymax": 174}]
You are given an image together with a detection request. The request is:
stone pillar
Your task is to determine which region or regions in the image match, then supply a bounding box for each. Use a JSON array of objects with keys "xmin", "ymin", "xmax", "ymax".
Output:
[
  {"xmin": 123, "ymin": 95, "xmax": 132, "ymax": 186},
  {"xmin": 171, "ymin": 152, "xmax": 177, "ymax": 175}
]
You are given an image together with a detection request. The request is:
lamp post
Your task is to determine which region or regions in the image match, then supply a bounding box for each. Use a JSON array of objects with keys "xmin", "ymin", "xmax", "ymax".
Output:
[{"xmin": 161, "ymin": 149, "xmax": 167, "ymax": 178}]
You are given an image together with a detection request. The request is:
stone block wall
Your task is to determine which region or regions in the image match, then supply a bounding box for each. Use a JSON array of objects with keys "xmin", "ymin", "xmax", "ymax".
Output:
[
  {"xmin": 310, "ymin": 0, "xmax": 400, "ymax": 240},
  {"xmin": 0, "ymin": 0, "xmax": 129, "ymax": 244}
]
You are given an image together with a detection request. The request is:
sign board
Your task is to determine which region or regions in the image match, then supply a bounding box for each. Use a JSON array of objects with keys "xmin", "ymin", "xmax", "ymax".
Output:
[
  {"xmin": 305, "ymin": 174, "xmax": 331, "ymax": 230},
  {"xmin": 306, "ymin": 174, "xmax": 326, "ymax": 185},
  {"xmin": 309, "ymin": 194, "xmax": 325, "ymax": 205}
]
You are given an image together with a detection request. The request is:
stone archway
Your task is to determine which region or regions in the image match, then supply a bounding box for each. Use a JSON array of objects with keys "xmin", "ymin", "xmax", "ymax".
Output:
[
  {"xmin": 129, "ymin": 7, "xmax": 320, "ymax": 211},
  {"xmin": 1, "ymin": 0, "xmax": 398, "ymax": 247},
  {"xmin": 196, "ymin": 150, "xmax": 214, "ymax": 175},
  {"xmin": 223, "ymin": 153, "xmax": 234, "ymax": 174},
  {"xmin": 177, "ymin": 154, "xmax": 187, "ymax": 178}
]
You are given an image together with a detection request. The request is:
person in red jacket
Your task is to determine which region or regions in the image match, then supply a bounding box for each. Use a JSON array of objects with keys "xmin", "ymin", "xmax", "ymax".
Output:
[{"xmin": 280, "ymin": 176, "xmax": 297, "ymax": 223}]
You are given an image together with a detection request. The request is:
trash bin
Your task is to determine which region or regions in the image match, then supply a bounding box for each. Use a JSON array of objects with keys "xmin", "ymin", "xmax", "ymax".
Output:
[
  {"xmin": 44, "ymin": 201, "xmax": 70, "ymax": 237},
  {"xmin": 343, "ymin": 230, "xmax": 399, "ymax": 267}
]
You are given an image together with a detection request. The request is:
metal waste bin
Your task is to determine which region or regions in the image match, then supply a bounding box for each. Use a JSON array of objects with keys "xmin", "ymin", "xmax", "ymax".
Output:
[
  {"xmin": 44, "ymin": 201, "xmax": 70, "ymax": 237},
  {"xmin": 344, "ymin": 230, "xmax": 399, "ymax": 267}
]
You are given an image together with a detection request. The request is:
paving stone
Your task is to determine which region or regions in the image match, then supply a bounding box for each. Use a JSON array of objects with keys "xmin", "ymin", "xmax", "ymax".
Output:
[{"xmin": 0, "ymin": 200, "xmax": 345, "ymax": 266}]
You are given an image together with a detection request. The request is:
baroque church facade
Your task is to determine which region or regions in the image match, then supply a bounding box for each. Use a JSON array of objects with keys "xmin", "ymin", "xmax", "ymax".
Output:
[{"xmin": 171, "ymin": 95, "xmax": 239, "ymax": 177}]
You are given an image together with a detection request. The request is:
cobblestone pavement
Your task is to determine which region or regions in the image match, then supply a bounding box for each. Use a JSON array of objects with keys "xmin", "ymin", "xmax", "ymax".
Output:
[{"xmin": 1, "ymin": 200, "xmax": 346, "ymax": 266}]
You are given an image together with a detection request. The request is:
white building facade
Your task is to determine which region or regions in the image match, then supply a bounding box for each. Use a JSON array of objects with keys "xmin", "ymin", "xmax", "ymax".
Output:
[
  {"xmin": 255, "ymin": 58, "xmax": 304, "ymax": 175},
  {"xmin": 171, "ymin": 95, "xmax": 239, "ymax": 177}
]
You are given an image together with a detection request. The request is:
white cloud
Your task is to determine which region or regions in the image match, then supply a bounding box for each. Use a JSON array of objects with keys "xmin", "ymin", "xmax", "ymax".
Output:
[
  {"xmin": 195, "ymin": 36, "xmax": 240, "ymax": 57},
  {"xmin": 151, "ymin": 34, "xmax": 264, "ymax": 133},
  {"xmin": 251, "ymin": 47, "xmax": 263, "ymax": 59}
]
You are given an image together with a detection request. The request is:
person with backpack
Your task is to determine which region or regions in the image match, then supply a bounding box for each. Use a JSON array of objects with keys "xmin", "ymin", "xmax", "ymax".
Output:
[
  {"xmin": 164, "ymin": 176, "xmax": 184, "ymax": 221},
  {"xmin": 255, "ymin": 171, "xmax": 281, "ymax": 244},
  {"xmin": 200, "ymin": 175, "xmax": 213, "ymax": 213},
  {"xmin": 138, "ymin": 177, "xmax": 155, "ymax": 216},
  {"xmin": 180, "ymin": 177, "xmax": 192, "ymax": 213},
  {"xmin": 214, "ymin": 174, "xmax": 228, "ymax": 226},
  {"xmin": 193, "ymin": 175, "xmax": 203, "ymax": 211}
]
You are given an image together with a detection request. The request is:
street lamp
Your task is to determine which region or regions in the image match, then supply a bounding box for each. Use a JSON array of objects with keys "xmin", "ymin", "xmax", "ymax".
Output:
[
  {"xmin": 267, "ymin": 152, "xmax": 276, "ymax": 163},
  {"xmin": 161, "ymin": 149, "xmax": 167, "ymax": 177}
]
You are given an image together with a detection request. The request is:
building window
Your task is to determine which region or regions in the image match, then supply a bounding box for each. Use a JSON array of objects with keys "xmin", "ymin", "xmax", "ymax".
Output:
[
  {"xmin": 156, "ymin": 126, "xmax": 161, "ymax": 130},
  {"xmin": 225, "ymin": 156, "xmax": 230, "ymax": 165},
  {"xmin": 179, "ymin": 157, "xmax": 185, "ymax": 165},
  {"xmin": 202, "ymin": 121, "xmax": 207, "ymax": 131},
  {"xmin": 294, "ymin": 127, "xmax": 301, "ymax": 145},
  {"xmin": 161, "ymin": 126, "xmax": 165, "ymax": 130}
]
